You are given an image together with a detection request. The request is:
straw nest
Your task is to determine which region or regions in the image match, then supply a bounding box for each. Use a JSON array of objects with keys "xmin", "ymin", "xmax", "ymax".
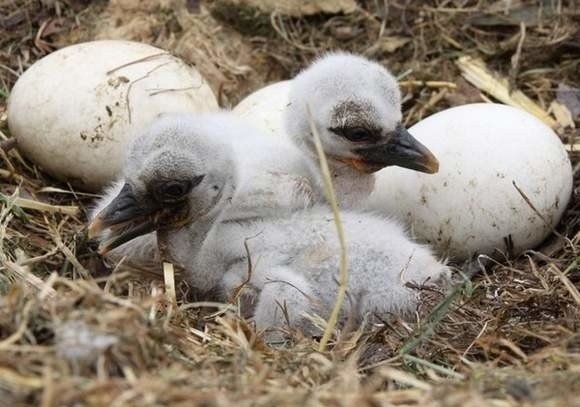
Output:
[{"xmin": 0, "ymin": 0, "xmax": 579, "ymax": 405}]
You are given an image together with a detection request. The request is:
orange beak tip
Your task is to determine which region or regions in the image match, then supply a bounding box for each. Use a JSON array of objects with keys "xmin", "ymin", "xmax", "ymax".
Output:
[
  {"xmin": 97, "ymin": 241, "xmax": 112, "ymax": 255},
  {"xmin": 427, "ymin": 156, "xmax": 440, "ymax": 174},
  {"xmin": 87, "ymin": 217, "xmax": 104, "ymax": 239}
]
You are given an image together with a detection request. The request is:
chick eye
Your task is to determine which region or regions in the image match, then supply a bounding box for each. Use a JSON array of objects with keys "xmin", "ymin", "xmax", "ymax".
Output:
[
  {"xmin": 154, "ymin": 176, "xmax": 203, "ymax": 203},
  {"xmin": 155, "ymin": 181, "xmax": 190, "ymax": 203},
  {"xmin": 164, "ymin": 181, "xmax": 189, "ymax": 197},
  {"xmin": 330, "ymin": 127, "xmax": 377, "ymax": 143}
]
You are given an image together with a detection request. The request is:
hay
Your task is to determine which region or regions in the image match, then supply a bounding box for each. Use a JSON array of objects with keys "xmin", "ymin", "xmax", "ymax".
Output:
[
  {"xmin": 456, "ymin": 56, "xmax": 558, "ymax": 128},
  {"xmin": 0, "ymin": 0, "xmax": 579, "ymax": 405},
  {"xmin": 306, "ymin": 105, "xmax": 349, "ymax": 352}
]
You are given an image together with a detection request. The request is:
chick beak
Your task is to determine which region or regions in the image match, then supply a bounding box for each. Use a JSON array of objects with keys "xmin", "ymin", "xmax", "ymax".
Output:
[
  {"xmin": 349, "ymin": 125, "xmax": 439, "ymax": 174},
  {"xmin": 88, "ymin": 183, "xmax": 158, "ymax": 255}
]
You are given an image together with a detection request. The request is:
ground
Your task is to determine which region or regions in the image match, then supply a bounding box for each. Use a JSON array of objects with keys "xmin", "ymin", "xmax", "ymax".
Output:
[{"xmin": 0, "ymin": 0, "xmax": 579, "ymax": 406}]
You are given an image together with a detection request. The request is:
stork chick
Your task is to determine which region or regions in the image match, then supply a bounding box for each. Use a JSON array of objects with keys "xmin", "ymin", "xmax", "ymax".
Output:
[
  {"xmin": 89, "ymin": 114, "xmax": 450, "ymax": 340},
  {"xmin": 284, "ymin": 52, "xmax": 439, "ymax": 208},
  {"xmin": 89, "ymin": 112, "xmax": 316, "ymax": 268}
]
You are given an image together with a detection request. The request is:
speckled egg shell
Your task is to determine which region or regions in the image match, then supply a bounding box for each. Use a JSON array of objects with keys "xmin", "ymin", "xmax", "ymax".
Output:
[
  {"xmin": 8, "ymin": 40, "xmax": 218, "ymax": 191},
  {"xmin": 368, "ymin": 103, "xmax": 572, "ymax": 260}
]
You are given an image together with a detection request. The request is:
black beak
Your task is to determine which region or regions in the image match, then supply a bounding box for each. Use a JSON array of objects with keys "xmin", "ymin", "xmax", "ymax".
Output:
[
  {"xmin": 88, "ymin": 183, "xmax": 159, "ymax": 254},
  {"xmin": 351, "ymin": 125, "xmax": 439, "ymax": 174}
]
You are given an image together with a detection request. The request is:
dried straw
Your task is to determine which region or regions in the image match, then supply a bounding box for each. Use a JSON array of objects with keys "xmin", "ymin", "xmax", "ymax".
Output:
[{"xmin": 306, "ymin": 105, "xmax": 348, "ymax": 353}]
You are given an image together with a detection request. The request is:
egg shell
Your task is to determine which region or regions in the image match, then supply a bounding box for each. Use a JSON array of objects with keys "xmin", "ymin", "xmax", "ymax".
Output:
[
  {"xmin": 233, "ymin": 80, "xmax": 291, "ymax": 137},
  {"xmin": 8, "ymin": 40, "xmax": 218, "ymax": 191},
  {"xmin": 368, "ymin": 103, "xmax": 572, "ymax": 260}
]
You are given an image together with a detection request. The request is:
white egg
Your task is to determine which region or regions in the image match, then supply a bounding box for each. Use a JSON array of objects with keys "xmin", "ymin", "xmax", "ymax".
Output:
[
  {"xmin": 8, "ymin": 40, "xmax": 218, "ymax": 191},
  {"xmin": 233, "ymin": 80, "xmax": 291, "ymax": 137},
  {"xmin": 368, "ymin": 103, "xmax": 572, "ymax": 260}
]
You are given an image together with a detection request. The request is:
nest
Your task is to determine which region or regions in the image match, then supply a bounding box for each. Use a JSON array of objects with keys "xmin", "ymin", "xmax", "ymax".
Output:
[{"xmin": 0, "ymin": 0, "xmax": 579, "ymax": 405}]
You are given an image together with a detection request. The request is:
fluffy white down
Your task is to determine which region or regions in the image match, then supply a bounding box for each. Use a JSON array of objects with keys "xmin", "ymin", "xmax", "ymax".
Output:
[
  {"xmin": 92, "ymin": 52, "xmax": 407, "ymax": 269},
  {"xmin": 90, "ymin": 112, "xmax": 317, "ymax": 267},
  {"xmin": 168, "ymin": 206, "xmax": 450, "ymax": 337},
  {"xmin": 91, "ymin": 113, "xmax": 450, "ymax": 339},
  {"xmin": 284, "ymin": 52, "xmax": 402, "ymax": 209}
]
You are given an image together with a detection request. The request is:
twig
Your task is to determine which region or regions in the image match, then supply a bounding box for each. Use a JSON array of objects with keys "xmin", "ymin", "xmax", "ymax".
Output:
[
  {"xmin": 456, "ymin": 56, "xmax": 557, "ymax": 128},
  {"xmin": 148, "ymin": 84, "xmax": 202, "ymax": 97},
  {"xmin": 39, "ymin": 272, "xmax": 59, "ymax": 303},
  {"xmin": 399, "ymin": 80, "xmax": 457, "ymax": 89},
  {"xmin": 511, "ymin": 181, "xmax": 548, "ymax": 226},
  {"xmin": 0, "ymin": 168, "xmax": 25, "ymax": 184},
  {"xmin": 551, "ymin": 261, "xmax": 580, "ymax": 306},
  {"xmin": 306, "ymin": 105, "xmax": 349, "ymax": 353},
  {"xmin": 37, "ymin": 187, "xmax": 100, "ymax": 197},
  {"xmin": 417, "ymin": 89, "xmax": 448, "ymax": 120},
  {"xmin": 50, "ymin": 227, "xmax": 90, "ymax": 279},
  {"xmin": 125, "ymin": 61, "xmax": 172, "ymax": 123},
  {"xmin": 402, "ymin": 354, "xmax": 465, "ymax": 379},
  {"xmin": 0, "ymin": 63, "xmax": 20, "ymax": 78},
  {"xmin": 378, "ymin": 367, "xmax": 432, "ymax": 391},
  {"xmin": 265, "ymin": 278, "xmax": 317, "ymax": 305},
  {"xmin": 180, "ymin": 301, "xmax": 236, "ymax": 312},
  {"xmin": 3, "ymin": 261, "xmax": 57, "ymax": 299},
  {"xmin": 13, "ymin": 247, "xmax": 59, "ymax": 268},
  {"xmin": 0, "ymin": 145, "xmax": 16, "ymax": 174},
  {"xmin": 509, "ymin": 22, "xmax": 527, "ymax": 92},
  {"xmin": 512, "ymin": 180, "xmax": 566, "ymax": 241},
  {"xmin": 163, "ymin": 262, "xmax": 177, "ymax": 305},
  {"xmin": 2, "ymin": 195, "xmax": 79, "ymax": 216},
  {"xmin": 270, "ymin": 12, "xmax": 319, "ymax": 53},
  {"xmin": 106, "ymin": 52, "xmax": 169, "ymax": 75},
  {"xmin": 230, "ymin": 232, "xmax": 264, "ymax": 304},
  {"xmin": 462, "ymin": 319, "xmax": 489, "ymax": 358},
  {"xmin": 0, "ymin": 138, "xmax": 17, "ymax": 152}
]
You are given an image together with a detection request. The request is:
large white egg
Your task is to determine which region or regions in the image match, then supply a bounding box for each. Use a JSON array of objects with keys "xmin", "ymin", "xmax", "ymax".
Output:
[
  {"xmin": 233, "ymin": 80, "xmax": 291, "ymax": 137},
  {"xmin": 368, "ymin": 103, "xmax": 572, "ymax": 260},
  {"xmin": 8, "ymin": 40, "xmax": 218, "ymax": 191}
]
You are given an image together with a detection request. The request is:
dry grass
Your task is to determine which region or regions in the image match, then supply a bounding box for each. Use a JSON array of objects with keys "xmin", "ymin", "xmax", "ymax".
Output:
[{"xmin": 1, "ymin": 0, "xmax": 579, "ymax": 405}]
